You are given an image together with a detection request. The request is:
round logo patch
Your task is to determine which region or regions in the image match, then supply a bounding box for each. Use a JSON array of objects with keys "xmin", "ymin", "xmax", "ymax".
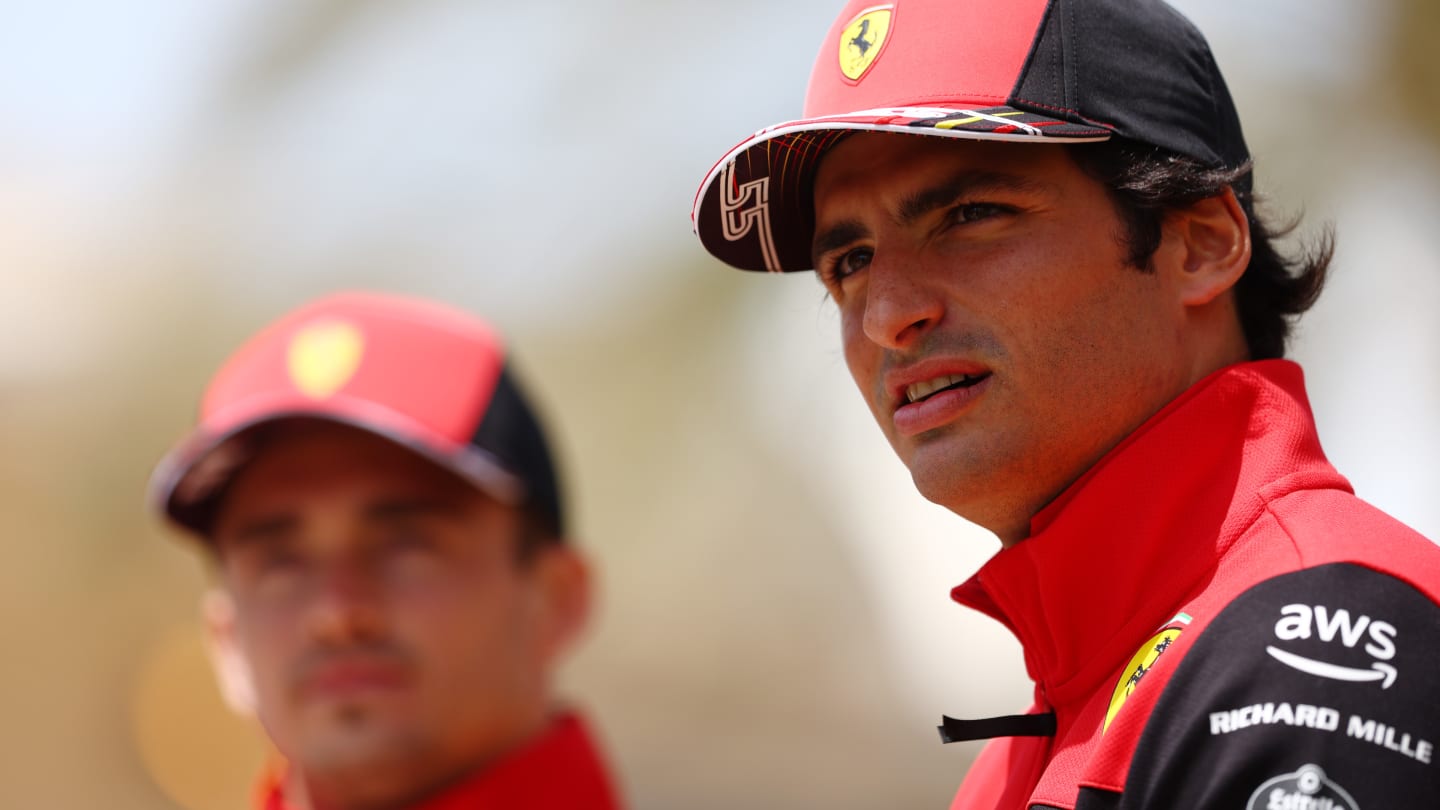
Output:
[
  {"xmin": 1246, "ymin": 764, "xmax": 1360, "ymax": 810},
  {"xmin": 287, "ymin": 319, "xmax": 364, "ymax": 399},
  {"xmin": 837, "ymin": 5, "xmax": 893, "ymax": 83}
]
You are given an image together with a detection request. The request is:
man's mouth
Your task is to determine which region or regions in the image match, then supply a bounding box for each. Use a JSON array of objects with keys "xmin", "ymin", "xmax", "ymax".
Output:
[
  {"xmin": 301, "ymin": 662, "xmax": 409, "ymax": 697},
  {"xmin": 293, "ymin": 648, "xmax": 413, "ymax": 700},
  {"xmin": 905, "ymin": 373, "xmax": 990, "ymax": 404}
]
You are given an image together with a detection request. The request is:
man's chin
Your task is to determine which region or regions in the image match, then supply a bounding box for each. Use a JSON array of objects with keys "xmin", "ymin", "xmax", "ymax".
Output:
[
  {"xmin": 902, "ymin": 437, "xmax": 979, "ymax": 498},
  {"xmin": 904, "ymin": 451, "xmax": 1006, "ymax": 523},
  {"xmin": 293, "ymin": 705, "xmax": 420, "ymax": 772},
  {"xmin": 292, "ymin": 739, "xmax": 442, "ymax": 810}
]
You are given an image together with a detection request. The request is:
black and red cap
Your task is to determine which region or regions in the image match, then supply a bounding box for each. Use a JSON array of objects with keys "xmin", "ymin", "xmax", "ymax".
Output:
[
  {"xmin": 150, "ymin": 291, "xmax": 564, "ymax": 537},
  {"xmin": 692, "ymin": 0, "xmax": 1251, "ymax": 273}
]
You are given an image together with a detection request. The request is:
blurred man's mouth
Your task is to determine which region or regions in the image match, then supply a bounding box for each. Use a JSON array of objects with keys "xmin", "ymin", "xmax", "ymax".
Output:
[{"xmin": 294, "ymin": 651, "xmax": 413, "ymax": 701}]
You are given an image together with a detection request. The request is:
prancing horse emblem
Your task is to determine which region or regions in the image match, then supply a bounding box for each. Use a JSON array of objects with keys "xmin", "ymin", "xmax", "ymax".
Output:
[
  {"xmin": 838, "ymin": 6, "xmax": 893, "ymax": 83},
  {"xmin": 850, "ymin": 19, "xmax": 874, "ymax": 57}
]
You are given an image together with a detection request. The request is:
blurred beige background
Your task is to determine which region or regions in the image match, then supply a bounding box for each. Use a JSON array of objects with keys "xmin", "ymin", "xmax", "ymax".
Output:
[{"xmin": 2, "ymin": 1, "xmax": 1438, "ymax": 808}]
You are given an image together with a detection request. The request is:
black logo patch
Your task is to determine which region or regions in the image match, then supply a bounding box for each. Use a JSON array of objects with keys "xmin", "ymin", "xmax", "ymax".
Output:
[{"xmin": 1245, "ymin": 764, "xmax": 1359, "ymax": 810}]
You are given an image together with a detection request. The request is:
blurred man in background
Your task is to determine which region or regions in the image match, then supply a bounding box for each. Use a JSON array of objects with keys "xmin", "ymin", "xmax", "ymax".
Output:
[
  {"xmin": 150, "ymin": 291, "xmax": 620, "ymax": 810},
  {"xmin": 692, "ymin": 0, "xmax": 1440, "ymax": 807}
]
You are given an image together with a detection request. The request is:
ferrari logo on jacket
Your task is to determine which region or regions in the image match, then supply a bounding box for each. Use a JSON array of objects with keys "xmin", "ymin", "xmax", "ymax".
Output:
[{"xmin": 1104, "ymin": 615, "xmax": 1190, "ymax": 732}]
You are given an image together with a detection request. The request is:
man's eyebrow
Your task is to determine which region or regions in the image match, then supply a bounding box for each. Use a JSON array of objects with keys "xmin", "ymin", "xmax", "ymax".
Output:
[
  {"xmin": 220, "ymin": 513, "xmax": 298, "ymax": 547},
  {"xmin": 364, "ymin": 498, "xmax": 463, "ymax": 522},
  {"xmin": 811, "ymin": 169, "xmax": 1053, "ymax": 267},
  {"xmin": 895, "ymin": 169, "xmax": 1051, "ymax": 228},
  {"xmin": 811, "ymin": 220, "xmax": 869, "ymax": 268}
]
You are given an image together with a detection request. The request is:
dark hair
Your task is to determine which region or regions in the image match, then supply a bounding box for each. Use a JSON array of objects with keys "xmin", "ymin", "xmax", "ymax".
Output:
[
  {"xmin": 514, "ymin": 507, "xmax": 564, "ymax": 565},
  {"xmin": 1069, "ymin": 139, "xmax": 1334, "ymax": 360}
]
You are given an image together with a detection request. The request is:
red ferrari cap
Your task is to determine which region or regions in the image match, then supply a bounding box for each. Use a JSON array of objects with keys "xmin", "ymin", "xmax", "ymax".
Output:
[
  {"xmin": 150, "ymin": 291, "xmax": 564, "ymax": 537},
  {"xmin": 693, "ymin": 0, "xmax": 1250, "ymax": 273}
]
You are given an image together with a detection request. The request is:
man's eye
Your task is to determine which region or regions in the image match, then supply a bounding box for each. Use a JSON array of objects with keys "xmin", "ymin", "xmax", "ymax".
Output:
[
  {"xmin": 951, "ymin": 202, "xmax": 1010, "ymax": 224},
  {"xmin": 826, "ymin": 248, "xmax": 872, "ymax": 284},
  {"xmin": 385, "ymin": 528, "xmax": 435, "ymax": 553},
  {"xmin": 253, "ymin": 549, "xmax": 303, "ymax": 576}
]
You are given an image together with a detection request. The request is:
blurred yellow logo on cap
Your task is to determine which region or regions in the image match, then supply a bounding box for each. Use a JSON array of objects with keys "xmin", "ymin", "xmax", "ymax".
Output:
[
  {"xmin": 839, "ymin": 6, "xmax": 893, "ymax": 82},
  {"xmin": 287, "ymin": 320, "xmax": 364, "ymax": 399}
]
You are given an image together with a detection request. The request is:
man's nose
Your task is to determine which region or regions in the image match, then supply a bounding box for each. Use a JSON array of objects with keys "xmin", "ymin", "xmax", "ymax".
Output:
[
  {"xmin": 305, "ymin": 557, "xmax": 386, "ymax": 644},
  {"xmin": 861, "ymin": 254, "xmax": 943, "ymax": 349}
]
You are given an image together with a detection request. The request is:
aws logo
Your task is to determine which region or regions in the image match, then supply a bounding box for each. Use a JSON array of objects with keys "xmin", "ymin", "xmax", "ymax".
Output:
[
  {"xmin": 838, "ymin": 5, "xmax": 893, "ymax": 83},
  {"xmin": 1267, "ymin": 603, "xmax": 1398, "ymax": 689}
]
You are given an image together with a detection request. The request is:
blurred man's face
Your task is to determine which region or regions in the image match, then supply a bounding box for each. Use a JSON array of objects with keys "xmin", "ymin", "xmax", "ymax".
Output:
[
  {"xmin": 812, "ymin": 134, "xmax": 1198, "ymax": 545},
  {"xmin": 207, "ymin": 421, "xmax": 584, "ymax": 808}
]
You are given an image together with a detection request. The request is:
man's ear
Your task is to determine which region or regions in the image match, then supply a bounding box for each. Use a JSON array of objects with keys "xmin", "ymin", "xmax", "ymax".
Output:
[
  {"xmin": 534, "ymin": 545, "xmax": 592, "ymax": 664},
  {"xmin": 1163, "ymin": 186, "xmax": 1252, "ymax": 306},
  {"xmin": 202, "ymin": 589, "xmax": 259, "ymax": 717}
]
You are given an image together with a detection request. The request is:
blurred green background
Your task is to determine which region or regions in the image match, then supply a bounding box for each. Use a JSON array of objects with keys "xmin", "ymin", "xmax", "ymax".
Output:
[{"xmin": 2, "ymin": 1, "xmax": 1438, "ymax": 807}]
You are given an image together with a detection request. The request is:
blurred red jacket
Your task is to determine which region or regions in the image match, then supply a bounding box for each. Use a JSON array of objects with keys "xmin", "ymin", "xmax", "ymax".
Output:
[{"xmin": 256, "ymin": 711, "xmax": 621, "ymax": 810}]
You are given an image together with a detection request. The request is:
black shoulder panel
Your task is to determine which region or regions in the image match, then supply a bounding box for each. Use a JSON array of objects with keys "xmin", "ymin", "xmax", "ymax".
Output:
[{"xmin": 1097, "ymin": 563, "xmax": 1440, "ymax": 808}]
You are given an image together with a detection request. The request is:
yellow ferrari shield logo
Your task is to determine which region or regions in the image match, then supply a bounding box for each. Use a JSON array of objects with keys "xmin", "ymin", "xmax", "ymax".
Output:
[
  {"xmin": 838, "ymin": 6, "xmax": 893, "ymax": 83},
  {"xmin": 1103, "ymin": 615, "xmax": 1190, "ymax": 732},
  {"xmin": 287, "ymin": 320, "xmax": 364, "ymax": 399}
]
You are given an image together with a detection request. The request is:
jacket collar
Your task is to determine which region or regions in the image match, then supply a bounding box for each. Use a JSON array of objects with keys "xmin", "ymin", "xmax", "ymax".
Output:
[
  {"xmin": 257, "ymin": 711, "xmax": 619, "ymax": 810},
  {"xmin": 951, "ymin": 360, "xmax": 1350, "ymax": 708}
]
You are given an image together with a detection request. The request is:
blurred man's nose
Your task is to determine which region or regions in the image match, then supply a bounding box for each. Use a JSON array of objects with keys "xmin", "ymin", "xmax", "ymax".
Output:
[{"xmin": 304, "ymin": 555, "xmax": 387, "ymax": 645}]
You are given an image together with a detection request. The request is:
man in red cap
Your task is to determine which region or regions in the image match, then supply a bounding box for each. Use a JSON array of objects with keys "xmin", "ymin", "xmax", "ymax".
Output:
[
  {"xmin": 693, "ymin": 1, "xmax": 1440, "ymax": 808},
  {"xmin": 151, "ymin": 291, "xmax": 621, "ymax": 810}
]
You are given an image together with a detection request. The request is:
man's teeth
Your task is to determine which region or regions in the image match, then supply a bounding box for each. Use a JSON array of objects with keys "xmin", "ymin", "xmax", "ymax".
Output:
[{"xmin": 906, "ymin": 374, "xmax": 977, "ymax": 403}]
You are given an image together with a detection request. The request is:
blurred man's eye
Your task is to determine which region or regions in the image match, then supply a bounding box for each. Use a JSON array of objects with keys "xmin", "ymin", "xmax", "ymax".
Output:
[
  {"xmin": 382, "ymin": 525, "xmax": 440, "ymax": 554},
  {"xmin": 259, "ymin": 548, "xmax": 302, "ymax": 569},
  {"xmin": 248, "ymin": 546, "xmax": 306, "ymax": 580},
  {"xmin": 224, "ymin": 545, "xmax": 306, "ymax": 596}
]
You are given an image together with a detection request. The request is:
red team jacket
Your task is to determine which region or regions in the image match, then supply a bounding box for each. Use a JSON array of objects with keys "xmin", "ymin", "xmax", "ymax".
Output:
[
  {"xmin": 947, "ymin": 361, "xmax": 1440, "ymax": 809},
  {"xmin": 256, "ymin": 711, "xmax": 620, "ymax": 810}
]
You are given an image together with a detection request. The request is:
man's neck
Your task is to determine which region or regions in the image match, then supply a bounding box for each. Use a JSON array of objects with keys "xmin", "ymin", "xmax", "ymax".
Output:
[{"xmin": 284, "ymin": 762, "xmax": 467, "ymax": 810}]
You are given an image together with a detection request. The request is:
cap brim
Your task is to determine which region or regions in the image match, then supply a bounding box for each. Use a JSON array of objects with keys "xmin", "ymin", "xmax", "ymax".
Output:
[
  {"xmin": 149, "ymin": 397, "xmax": 524, "ymax": 537},
  {"xmin": 692, "ymin": 105, "xmax": 1111, "ymax": 273}
]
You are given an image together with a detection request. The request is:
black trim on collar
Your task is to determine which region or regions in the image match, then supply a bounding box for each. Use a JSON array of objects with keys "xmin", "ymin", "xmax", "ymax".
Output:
[{"xmin": 938, "ymin": 712, "xmax": 1058, "ymax": 744}]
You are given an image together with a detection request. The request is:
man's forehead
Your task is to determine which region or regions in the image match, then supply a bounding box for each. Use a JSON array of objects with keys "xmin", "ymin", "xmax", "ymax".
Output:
[
  {"xmin": 810, "ymin": 134, "xmax": 1071, "ymax": 233},
  {"xmin": 211, "ymin": 422, "xmax": 484, "ymax": 528},
  {"xmin": 814, "ymin": 132, "xmax": 1072, "ymax": 184},
  {"xmin": 235, "ymin": 421, "xmax": 452, "ymax": 479}
]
